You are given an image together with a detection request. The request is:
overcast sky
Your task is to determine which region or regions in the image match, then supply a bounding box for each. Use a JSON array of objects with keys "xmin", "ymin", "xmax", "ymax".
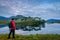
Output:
[{"xmin": 0, "ymin": 0, "xmax": 60, "ymax": 20}]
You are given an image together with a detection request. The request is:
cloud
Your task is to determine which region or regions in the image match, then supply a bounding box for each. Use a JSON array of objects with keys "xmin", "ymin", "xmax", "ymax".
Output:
[{"xmin": 0, "ymin": 0, "xmax": 60, "ymax": 19}]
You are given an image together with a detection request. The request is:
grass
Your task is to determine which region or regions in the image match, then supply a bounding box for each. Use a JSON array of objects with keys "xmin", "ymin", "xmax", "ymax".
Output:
[{"xmin": 0, "ymin": 34, "xmax": 60, "ymax": 40}]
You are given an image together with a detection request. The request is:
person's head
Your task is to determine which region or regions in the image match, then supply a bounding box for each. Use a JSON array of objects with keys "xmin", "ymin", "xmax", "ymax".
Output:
[{"xmin": 11, "ymin": 18, "xmax": 14, "ymax": 20}]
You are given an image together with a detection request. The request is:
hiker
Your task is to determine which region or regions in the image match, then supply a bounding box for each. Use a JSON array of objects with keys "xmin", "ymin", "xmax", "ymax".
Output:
[{"xmin": 8, "ymin": 18, "xmax": 16, "ymax": 39}]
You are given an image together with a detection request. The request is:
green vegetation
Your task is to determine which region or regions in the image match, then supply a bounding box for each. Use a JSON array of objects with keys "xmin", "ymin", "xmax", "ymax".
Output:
[
  {"xmin": 16, "ymin": 20, "xmax": 45, "ymax": 27},
  {"xmin": 0, "ymin": 17, "xmax": 45, "ymax": 26},
  {"xmin": 0, "ymin": 34, "xmax": 60, "ymax": 40},
  {"xmin": 0, "ymin": 20, "xmax": 9, "ymax": 25}
]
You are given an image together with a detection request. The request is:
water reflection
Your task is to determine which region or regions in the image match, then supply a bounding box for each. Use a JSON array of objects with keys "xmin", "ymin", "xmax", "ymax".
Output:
[
  {"xmin": 0, "ymin": 23, "xmax": 60, "ymax": 34},
  {"xmin": 16, "ymin": 23, "xmax": 45, "ymax": 31}
]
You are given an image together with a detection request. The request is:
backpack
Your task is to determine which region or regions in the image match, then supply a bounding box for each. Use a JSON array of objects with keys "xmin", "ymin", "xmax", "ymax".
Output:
[{"xmin": 8, "ymin": 22, "xmax": 13, "ymax": 28}]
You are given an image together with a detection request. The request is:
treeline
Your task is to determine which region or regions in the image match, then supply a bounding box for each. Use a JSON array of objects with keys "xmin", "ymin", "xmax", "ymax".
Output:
[{"xmin": 15, "ymin": 16, "xmax": 45, "ymax": 27}]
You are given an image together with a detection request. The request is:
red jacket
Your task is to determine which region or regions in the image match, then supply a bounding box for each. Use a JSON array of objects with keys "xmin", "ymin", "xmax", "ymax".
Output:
[{"xmin": 10, "ymin": 20, "xmax": 16, "ymax": 30}]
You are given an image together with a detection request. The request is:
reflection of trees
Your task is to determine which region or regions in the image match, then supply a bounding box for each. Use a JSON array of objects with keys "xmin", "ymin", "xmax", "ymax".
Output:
[{"xmin": 15, "ymin": 17, "xmax": 45, "ymax": 31}]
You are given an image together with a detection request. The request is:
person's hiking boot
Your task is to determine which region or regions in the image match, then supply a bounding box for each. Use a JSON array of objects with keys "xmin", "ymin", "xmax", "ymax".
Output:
[
  {"xmin": 7, "ymin": 37, "xmax": 10, "ymax": 39},
  {"xmin": 13, "ymin": 37, "xmax": 15, "ymax": 39}
]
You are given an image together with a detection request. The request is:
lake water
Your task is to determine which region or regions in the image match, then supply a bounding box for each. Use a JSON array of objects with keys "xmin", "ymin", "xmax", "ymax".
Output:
[{"xmin": 0, "ymin": 23, "xmax": 60, "ymax": 35}]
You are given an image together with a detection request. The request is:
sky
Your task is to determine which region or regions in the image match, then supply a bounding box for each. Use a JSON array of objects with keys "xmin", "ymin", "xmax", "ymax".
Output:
[{"xmin": 0, "ymin": 0, "xmax": 60, "ymax": 20}]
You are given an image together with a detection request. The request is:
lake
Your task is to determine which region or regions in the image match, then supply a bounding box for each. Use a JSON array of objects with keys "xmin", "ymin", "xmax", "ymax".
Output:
[{"xmin": 0, "ymin": 23, "xmax": 60, "ymax": 35}]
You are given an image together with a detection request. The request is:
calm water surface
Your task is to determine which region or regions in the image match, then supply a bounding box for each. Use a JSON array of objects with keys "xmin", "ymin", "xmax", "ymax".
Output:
[{"xmin": 0, "ymin": 23, "xmax": 60, "ymax": 35}]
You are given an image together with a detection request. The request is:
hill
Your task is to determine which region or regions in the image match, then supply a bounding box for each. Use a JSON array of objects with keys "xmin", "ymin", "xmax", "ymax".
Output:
[
  {"xmin": 0, "ymin": 16, "xmax": 9, "ymax": 20},
  {"xmin": 46, "ymin": 19, "xmax": 60, "ymax": 23},
  {"xmin": 0, "ymin": 15, "xmax": 24, "ymax": 20}
]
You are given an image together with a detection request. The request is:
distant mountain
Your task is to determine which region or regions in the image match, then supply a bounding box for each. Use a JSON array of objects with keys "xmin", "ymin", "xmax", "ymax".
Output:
[
  {"xmin": 10, "ymin": 15, "xmax": 24, "ymax": 19},
  {"xmin": 0, "ymin": 15, "xmax": 24, "ymax": 20},
  {"xmin": 46, "ymin": 19, "xmax": 60, "ymax": 23},
  {"xmin": 0, "ymin": 16, "xmax": 9, "ymax": 20},
  {"xmin": 15, "ymin": 15, "xmax": 24, "ymax": 19}
]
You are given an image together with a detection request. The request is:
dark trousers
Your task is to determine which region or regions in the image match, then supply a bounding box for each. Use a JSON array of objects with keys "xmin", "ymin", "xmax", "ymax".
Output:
[{"xmin": 8, "ymin": 29, "xmax": 15, "ymax": 38}]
